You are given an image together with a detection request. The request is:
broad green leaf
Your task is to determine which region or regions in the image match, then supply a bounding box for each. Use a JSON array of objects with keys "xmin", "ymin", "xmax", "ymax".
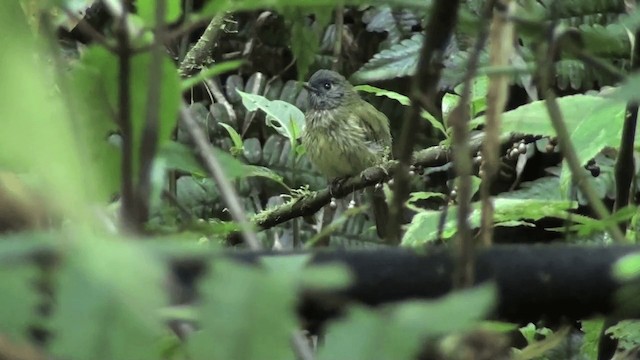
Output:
[
  {"xmin": 157, "ymin": 141, "xmax": 206, "ymax": 176},
  {"xmin": 77, "ymin": 45, "xmax": 181, "ymax": 181},
  {"xmin": 471, "ymin": 95, "xmax": 628, "ymax": 197},
  {"xmin": 354, "ymin": 85, "xmax": 411, "ymax": 105},
  {"xmin": 0, "ymin": 1, "xmax": 97, "ymax": 215},
  {"xmin": 50, "ymin": 237, "xmax": 167, "ymax": 360},
  {"xmin": 136, "ymin": 0, "xmax": 182, "ymax": 27},
  {"xmin": 402, "ymin": 198, "xmax": 575, "ymax": 246},
  {"xmin": 189, "ymin": 259, "xmax": 297, "ymax": 360},
  {"xmin": 351, "ymin": 33, "xmax": 422, "ymax": 83},
  {"xmin": 319, "ymin": 284, "xmax": 496, "ymax": 360},
  {"xmin": 237, "ymin": 90, "xmax": 306, "ymax": 143}
]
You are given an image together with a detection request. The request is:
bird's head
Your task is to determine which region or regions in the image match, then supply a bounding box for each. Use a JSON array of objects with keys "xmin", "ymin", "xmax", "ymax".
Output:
[{"xmin": 304, "ymin": 69, "xmax": 355, "ymax": 111}]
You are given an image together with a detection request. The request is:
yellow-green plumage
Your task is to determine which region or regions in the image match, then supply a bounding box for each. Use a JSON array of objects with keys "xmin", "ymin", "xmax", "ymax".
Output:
[{"xmin": 302, "ymin": 69, "xmax": 391, "ymax": 238}]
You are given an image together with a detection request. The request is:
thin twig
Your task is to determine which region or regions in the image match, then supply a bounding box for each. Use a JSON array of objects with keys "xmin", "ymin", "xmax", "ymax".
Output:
[
  {"xmin": 613, "ymin": 102, "xmax": 638, "ymax": 228},
  {"xmin": 387, "ymin": 0, "xmax": 461, "ymax": 245},
  {"xmin": 331, "ymin": 6, "xmax": 344, "ymax": 72},
  {"xmin": 179, "ymin": 103, "xmax": 262, "ymax": 250},
  {"xmin": 539, "ymin": 27, "xmax": 626, "ymax": 244},
  {"xmin": 115, "ymin": 3, "xmax": 136, "ymax": 233},
  {"xmin": 480, "ymin": 0, "xmax": 515, "ymax": 246},
  {"xmin": 137, "ymin": 0, "xmax": 167, "ymax": 228},
  {"xmin": 447, "ymin": 0, "xmax": 497, "ymax": 288}
]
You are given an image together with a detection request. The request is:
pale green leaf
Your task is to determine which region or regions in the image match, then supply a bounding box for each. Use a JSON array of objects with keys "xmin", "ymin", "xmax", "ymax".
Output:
[
  {"xmin": 219, "ymin": 122, "xmax": 244, "ymax": 151},
  {"xmin": 354, "ymin": 85, "xmax": 410, "ymax": 106},
  {"xmin": 237, "ymin": 90, "xmax": 306, "ymax": 143},
  {"xmin": 136, "ymin": 0, "xmax": 182, "ymax": 27}
]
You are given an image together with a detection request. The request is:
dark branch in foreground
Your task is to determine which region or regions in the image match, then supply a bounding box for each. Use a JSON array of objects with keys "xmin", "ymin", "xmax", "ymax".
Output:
[
  {"xmin": 171, "ymin": 244, "xmax": 640, "ymax": 332},
  {"xmin": 252, "ymin": 133, "xmax": 535, "ymax": 231}
]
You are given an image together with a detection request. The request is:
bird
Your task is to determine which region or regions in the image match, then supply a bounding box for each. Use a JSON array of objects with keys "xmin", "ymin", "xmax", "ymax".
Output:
[{"xmin": 301, "ymin": 69, "xmax": 392, "ymax": 238}]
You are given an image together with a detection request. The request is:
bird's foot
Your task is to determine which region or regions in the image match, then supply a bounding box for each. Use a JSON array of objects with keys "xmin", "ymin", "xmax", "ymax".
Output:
[
  {"xmin": 361, "ymin": 164, "xmax": 388, "ymax": 183},
  {"xmin": 329, "ymin": 177, "xmax": 349, "ymax": 197}
]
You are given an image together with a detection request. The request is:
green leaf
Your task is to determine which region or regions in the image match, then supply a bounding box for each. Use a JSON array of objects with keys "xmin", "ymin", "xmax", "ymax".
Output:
[
  {"xmin": 421, "ymin": 110, "xmax": 448, "ymax": 138},
  {"xmin": 136, "ymin": 0, "xmax": 182, "ymax": 27},
  {"xmin": 189, "ymin": 259, "xmax": 297, "ymax": 360},
  {"xmin": 402, "ymin": 198, "xmax": 575, "ymax": 246},
  {"xmin": 605, "ymin": 320, "xmax": 640, "ymax": 352},
  {"xmin": 319, "ymin": 284, "xmax": 496, "ymax": 360},
  {"xmin": 237, "ymin": 90, "xmax": 306, "ymax": 143},
  {"xmin": 261, "ymin": 254, "xmax": 353, "ymax": 291},
  {"xmin": 50, "ymin": 237, "xmax": 167, "ymax": 360},
  {"xmin": 354, "ymin": 85, "xmax": 411, "ymax": 105},
  {"xmin": 0, "ymin": 240, "xmax": 40, "ymax": 343},
  {"xmin": 218, "ymin": 122, "xmax": 245, "ymax": 154},
  {"xmin": 351, "ymin": 33, "xmax": 422, "ymax": 83},
  {"xmin": 0, "ymin": 1, "xmax": 99, "ymax": 212},
  {"xmin": 181, "ymin": 60, "xmax": 244, "ymax": 90},
  {"xmin": 580, "ymin": 319, "xmax": 604, "ymax": 360},
  {"xmin": 157, "ymin": 141, "xmax": 206, "ymax": 176},
  {"xmin": 77, "ymin": 46, "xmax": 181, "ymax": 181},
  {"xmin": 613, "ymin": 252, "xmax": 640, "ymax": 281}
]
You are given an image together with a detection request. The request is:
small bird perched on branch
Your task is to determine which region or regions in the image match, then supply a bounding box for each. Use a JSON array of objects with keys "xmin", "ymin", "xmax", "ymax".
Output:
[{"xmin": 302, "ymin": 69, "xmax": 392, "ymax": 238}]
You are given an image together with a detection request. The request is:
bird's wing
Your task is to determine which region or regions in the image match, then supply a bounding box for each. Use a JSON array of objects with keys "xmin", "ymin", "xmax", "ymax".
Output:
[{"xmin": 350, "ymin": 99, "xmax": 392, "ymax": 149}]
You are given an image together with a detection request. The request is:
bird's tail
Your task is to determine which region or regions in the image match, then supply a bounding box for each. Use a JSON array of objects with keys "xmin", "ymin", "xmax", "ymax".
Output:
[{"xmin": 367, "ymin": 187, "xmax": 389, "ymax": 239}]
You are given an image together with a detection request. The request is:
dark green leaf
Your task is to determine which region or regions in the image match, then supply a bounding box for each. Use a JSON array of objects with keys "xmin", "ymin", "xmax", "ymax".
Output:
[{"xmin": 351, "ymin": 33, "xmax": 422, "ymax": 83}]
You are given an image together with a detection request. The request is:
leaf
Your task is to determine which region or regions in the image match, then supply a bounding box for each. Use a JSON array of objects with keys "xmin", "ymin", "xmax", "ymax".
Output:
[
  {"xmin": 354, "ymin": 85, "xmax": 411, "ymax": 105},
  {"xmin": 188, "ymin": 259, "xmax": 297, "ymax": 360},
  {"xmin": 580, "ymin": 319, "xmax": 604, "ymax": 360},
  {"xmin": 421, "ymin": 110, "xmax": 448, "ymax": 138},
  {"xmin": 605, "ymin": 320, "xmax": 640, "ymax": 352},
  {"xmin": 402, "ymin": 198, "xmax": 575, "ymax": 246},
  {"xmin": 471, "ymin": 95, "xmax": 628, "ymax": 197},
  {"xmin": 237, "ymin": 90, "xmax": 306, "ymax": 144},
  {"xmin": 218, "ymin": 122, "xmax": 244, "ymax": 153},
  {"xmin": 613, "ymin": 252, "xmax": 640, "ymax": 281},
  {"xmin": 319, "ymin": 284, "xmax": 496, "ymax": 360},
  {"xmin": 0, "ymin": 254, "xmax": 39, "ymax": 342},
  {"xmin": 136, "ymin": 0, "xmax": 182, "ymax": 26},
  {"xmin": 1, "ymin": 1, "xmax": 98, "ymax": 213},
  {"xmin": 351, "ymin": 33, "xmax": 422, "ymax": 83},
  {"xmin": 50, "ymin": 237, "xmax": 167, "ymax": 360},
  {"xmin": 157, "ymin": 141, "xmax": 206, "ymax": 176}
]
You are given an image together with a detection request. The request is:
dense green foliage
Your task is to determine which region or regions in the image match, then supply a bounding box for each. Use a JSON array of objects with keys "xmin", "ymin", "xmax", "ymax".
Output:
[{"xmin": 3, "ymin": 0, "xmax": 640, "ymax": 359}]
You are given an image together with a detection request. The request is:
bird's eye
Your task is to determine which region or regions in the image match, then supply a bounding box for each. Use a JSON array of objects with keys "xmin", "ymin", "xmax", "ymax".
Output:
[{"xmin": 323, "ymin": 82, "xmax": 332, "ymax": 90}]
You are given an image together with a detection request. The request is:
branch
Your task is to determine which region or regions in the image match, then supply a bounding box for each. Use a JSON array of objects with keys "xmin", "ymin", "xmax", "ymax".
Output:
[
  {"xmin": 388, "ymin": 0, "xmax": 461, "ymax": 244},
  {"xmin": 178, "ymin": 15, "xmax": 225, "ymax": 77},
  {"xmin": 115, "ymin": 6, "xmax": 137, "ymax": 233},
  {"xmin": 137, "ymin": 0, "xmax": 167, "ymax": 227},
  {"xmin": 179, "ymin": 103, "xmax": 262, "ymax": 250},
  {"xmin": 252, "ymin": 133, "xmax": 534, "ymax": 232},
  {"xmin": 539, "ymin": 27, "xmax": 627, "ymax": 244},
  {"xmin": 481, "ymin": 0, "xmax": 515, "ymax": 247}
]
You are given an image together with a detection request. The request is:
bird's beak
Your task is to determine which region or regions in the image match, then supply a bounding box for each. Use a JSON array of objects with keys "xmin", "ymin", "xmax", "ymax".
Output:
[{"xmin": 303, "ymin": 82, "xmax": 316, "ymax": 93}]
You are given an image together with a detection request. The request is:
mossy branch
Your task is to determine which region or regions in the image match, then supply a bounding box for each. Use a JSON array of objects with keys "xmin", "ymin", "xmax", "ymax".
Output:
[{"xmin": 252, "ymin": 133, "xmax": 534, "ymax": 231}]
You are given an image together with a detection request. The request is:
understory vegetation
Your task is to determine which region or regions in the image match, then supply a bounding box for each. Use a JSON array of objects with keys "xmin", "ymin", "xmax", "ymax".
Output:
[{"xmin": 3, "ymin": 0, "xmax": 640, "ymax": 359}]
